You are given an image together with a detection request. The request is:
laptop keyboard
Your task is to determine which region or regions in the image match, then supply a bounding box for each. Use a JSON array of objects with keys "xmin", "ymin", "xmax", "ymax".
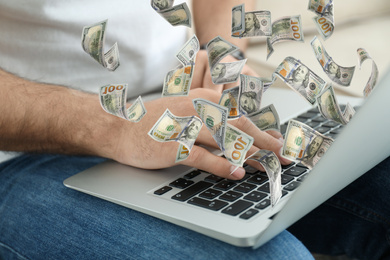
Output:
[{"xmin": 152, "ymin": 106, "xmax": 349, "ymax": 220}]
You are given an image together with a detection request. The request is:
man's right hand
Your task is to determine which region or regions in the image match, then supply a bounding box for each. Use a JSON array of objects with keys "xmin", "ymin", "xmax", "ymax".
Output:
[{"xmin": 109, "ymin": 88, "xmax": 290, "ymax": 180}]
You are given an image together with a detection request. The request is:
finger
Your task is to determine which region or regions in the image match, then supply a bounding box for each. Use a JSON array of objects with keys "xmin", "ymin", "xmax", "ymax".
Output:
[
  {"xmin": 230, "ymin": 116, "xmax": 291, "ymax": 165},
  {"xmin": 182, "ymin": 145, "xmax": 246, "ymax": 180},
  {"xmin": 266, "ymin": 129, "xmax": 283, "ymax": 140}
]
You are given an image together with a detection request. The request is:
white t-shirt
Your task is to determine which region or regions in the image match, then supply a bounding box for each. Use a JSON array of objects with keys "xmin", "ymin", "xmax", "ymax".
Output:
[{"xmin": 0, "ymin": 0, "xmax": 187, "ymax": 98}]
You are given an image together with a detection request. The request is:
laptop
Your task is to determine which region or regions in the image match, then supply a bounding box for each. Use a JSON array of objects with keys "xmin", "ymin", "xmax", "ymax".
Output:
[{"xmin": 64, "ymin": 67, "xmax": 390, "ymax": 249}]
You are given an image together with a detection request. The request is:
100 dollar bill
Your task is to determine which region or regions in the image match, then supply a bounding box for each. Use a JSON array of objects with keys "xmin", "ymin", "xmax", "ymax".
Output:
[
  {"xmin": 282, "ymin": 119, "xmax": 333, "ymax": 169},
  {"xmin": 100, "ymin": 84, "xmax": 146, "ymax": 123},
  {"xmin": 82, "ymin": 20, "xmax": 120, "ymax": 71},
  {"xmin": 357, "ymin": 48, "xmax": 379, "ymax": 98},
  {"xmin": 224, "ymin": 124, "xmax": 254, "ymax": 167},
  {"xmin": 151, "ymin": 1, "xmax": 192, "ymax": 27},
  {"xmin": 247, "ymin": 150, "xmax": 282, "ymax": 206},
  {"xmin": 267, "ymin": 15, "xmax": 304, "ymax": 60},
  {"xmin": 275, "ymin": 57, "xmax": 326, "ymax": 105},
  {"xmin": 232, "ymin": 4, "xmax": 271, "ymax": 38},
  {"xmin": 317, "ymin": 84, "xmax": 354, "ymax": 125},
  {"xmin": 311, "ymin": 36, "xmax": 355, "ymax": 87},
  {"xmin": 248, "ymin": 104, "xmax": 280, "ymax": 132},
  {"xmin": 206, "ymin": 36, "xmax": 247, "ymax": 84}
]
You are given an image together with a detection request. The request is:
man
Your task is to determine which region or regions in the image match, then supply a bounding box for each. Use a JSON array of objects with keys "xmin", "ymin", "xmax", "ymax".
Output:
[
  {"xmin": 0, "ymin": 1, "xmax": 314, "ymax": 259},
  {"xmin": 0, "ymin": 1, "xmax": 389, "ymax": 259}
]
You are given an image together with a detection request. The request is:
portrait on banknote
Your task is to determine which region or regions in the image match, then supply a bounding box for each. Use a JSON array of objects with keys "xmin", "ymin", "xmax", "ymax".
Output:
[{"xmin": 242, "ymin": 13, "xmax": 265, "ymax": 37}]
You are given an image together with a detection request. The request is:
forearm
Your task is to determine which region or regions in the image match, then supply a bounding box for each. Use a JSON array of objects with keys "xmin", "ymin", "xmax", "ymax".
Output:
[
  {"xmin": 192, "ymin": 0, "xmax": 255, "ymax": 51},
  {"xmin": 0, "ymin": 69, "xmax": 121, "ymax": 158}
]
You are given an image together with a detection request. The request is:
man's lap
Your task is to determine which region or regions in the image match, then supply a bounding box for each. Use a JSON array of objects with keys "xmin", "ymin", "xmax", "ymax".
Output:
[{"xmin": 0, "ymin": 154, "xmax": 313, "ymax": 260}]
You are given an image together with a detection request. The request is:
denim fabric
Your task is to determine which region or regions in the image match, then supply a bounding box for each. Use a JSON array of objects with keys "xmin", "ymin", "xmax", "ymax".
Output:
[
  {"xmin": 289, "ymin": 156, "xmax": 390, "ymax": 260},
  {"xmin": 0, "ymin": 154, "xmax": 314, "ymax": 260}
]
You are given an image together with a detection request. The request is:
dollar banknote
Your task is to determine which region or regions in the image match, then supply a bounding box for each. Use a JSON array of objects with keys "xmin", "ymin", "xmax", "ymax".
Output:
[
  {"xmin": 193, "ymin": 98, "xmax": 228, "ymax": 151},
  {"xmin": 266, "ymin": 15, "xmax": 304, "ymax": 60},
  {"xmin": 224, "ymin": 124, "xmax": 254, "ymax": 167},
  {"xmin": 247, "ymin": 104, "xmax": 280, "ymax": 132},
  {"xmin": 311, "ymin": 36, "xmax": 355, "ymax": 87},
  {"xmin": 162, "ymin": 65, "xmax": 194, "ymax": 97},
  {"xmin": 232, "ymin": 4, "xmax": 245, "ymax": 36},
  {"xmin": 100, "ymin": 84, "xmax": 127, "ymax": 119},
  {"xmin": 357, "ymin": 48, "xmax": 379, "ymax": 98},
  {"xmin": 100, "ymin": 84, "xmax": 147, "ymax": 122},
  {"xmin": 316, "ymin": 84, "xmax": 354, "ymax": 125},
  {"xmin": 308, "ymin": 0, "xmax": 335, "ymax": 40},
  {"xmin": 231, "ymin": 4, "xmax": 271, "ymax": 38},
  {"xmin": 176, "ymin": 35, "xmax": 200, "ymax": 66},
  {"xmin": 247, "ymin": 150, "xmax": 282, "ymax": 207},
  {"xmin": 148, "ymin": 109, "xmax": 202, "ymax": 153},
  {"xmin": 126, "ymin": 96, "xmax": 147, "ymax": 123},
  {"xmin": 301, "ymin": 133, "xmax": 333, "ymax": 169},
  {"xmin": 175, "ymin": 144, "xmax": 190, "ymax": 163},
  {"xmin": 82, "ymin": 20, "xmax": 120, "ymax": 71},
  {"xmin": 239, "ymin": 74, "xmax": 264, "ymax": 116},
  {"xmin": 162, "ymin": 35, "xmax": 199, "ymax": 97},
  {"xmin": 282, "ymin": 119, "xmax": 333, "ymax": 169},
  {"xmin": 206, "ymin": 36, "xmax": 247, "ymax": 84},
  {"xmin": 275, "ymin": 57, "xmax": 326, "ymax": 105},
  {"xmin": 151, "ymin": 1, "xmax": 192, "ymax": 27},
  {"xmin": 219, "ymin": 86, "xmax": 240, "ymax": 119}
]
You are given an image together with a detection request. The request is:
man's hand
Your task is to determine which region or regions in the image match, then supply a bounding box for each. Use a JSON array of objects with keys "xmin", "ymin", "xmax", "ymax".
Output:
[{"xmin": 112, "ymin": 88, "xmax": 290, "ymax": 180}]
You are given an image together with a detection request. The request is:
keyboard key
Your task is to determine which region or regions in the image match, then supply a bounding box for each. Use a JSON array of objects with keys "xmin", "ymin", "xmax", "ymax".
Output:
[
  {"xmin": 214, "ymin": 180, "xmax": 237, "ymax": 191},
  {"xmin": 184, "ymin": 170, "xmax": 201, "ymax": 179},
  {"xmin": 244, "ymin": 191, "xmax": 267, "ymax": 202},
  {"xmin": 204, "ymin": 175, "xmax": 224, "ymax": 183},
  {"xmin": 281, "ymin": 162, "xmax": 295, "ymax": 170},
  {"xmin": 188, "ymin": 197, "xmax": 228, "ymax": 211},
  {"xmin": 298, "ymin": 112, "xmax": 318, "ymax": 119},
  {"xmin": 199, "ymin": 188, "xmax": 222, "ymax": 199},
  {"xmin": 281, "ymin": 174, "xmax": 294, "ymax": 185},
  {"xmin": 283, "ymin": 181, "xmax": 301, "ymax": 191},
  {"xmin": 247, "ymin": 174, "xmax": 268, "ymax": 185},
  {"xmin": 255, "ymin": 199, "xmax": 270, "ymax": 210},
  {"xmin": 233, "ymin": 182, "xmax": 257, "ymax": 193},
  {"xmin": 171, "ymin": 181, "xmax": 213, "ymax": 202},
  {"xmin": 296, "ymin": 163, "xmax": 308, "ymax": 169},
  {"xmin": 327, "ymin": 133, "xmax": 338, "ymax": 139},
  {"xmin": 258, "ymin": 182, "xmax": 270, "ymax": 193},
  {"xmin": 306, "ymin": 121, "xmax": 320, "ymax": 129},
  {"xmin": 244, "ymin": 165, "xmax": 259, "ymax": 174},
  {"xmin": 311, "ymin": 116, "xmax": 328, "ymax": 123},
  {"xmin": 282, "ymin": 190, "xmax": 288, "ymax": 197},
  {"xmin": 221, "ymin": 200, "xmax": 253, "ymax": 216},
  {"xmin": 284, "ymin": 167, "xmax": 306, "ymax": 177},
  {"xmin": 219, "ymin": 190, "xmax": 243, "ymax": 202},
  {"xmin": 316, "ymin": 126, "xmax": 331, "ymax": 134},
  {"xmin": 322, "ymin": 121, "xmax": 341, "ymax": 128},
  {"xmin": 240, "ymin": 208, "xmax": 259, "ymax": 220},
  {"xmin": 293, "ymin": 117, "xmax": 307, "ymax": 123},
  {"xmin": 154, "ymin": 186, "xmax": 172, "ymax": 195},
  {"xmin": 169, "ymin": 178, "xmax": 194, "ymax": 189}
]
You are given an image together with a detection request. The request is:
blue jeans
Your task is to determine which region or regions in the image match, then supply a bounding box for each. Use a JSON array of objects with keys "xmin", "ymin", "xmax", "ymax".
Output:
[
  {"xmin": 289, "ymin": 156, "xmax": 390, "ymax": 260},
  {"xmin": 0, "ymin": 154, "xmax": 313, "ymax": 260}
]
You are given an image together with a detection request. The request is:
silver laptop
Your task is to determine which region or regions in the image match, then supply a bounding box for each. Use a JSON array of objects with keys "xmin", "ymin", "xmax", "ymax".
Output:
[{"xmin": 64, "ymin": 68, "xmax": 390, "ymax": 249}]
